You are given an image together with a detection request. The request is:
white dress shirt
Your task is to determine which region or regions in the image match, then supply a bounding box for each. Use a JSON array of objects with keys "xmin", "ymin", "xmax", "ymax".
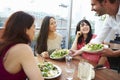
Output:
[{"xmin": 91, "ymin": 4, "xmax": 120, "ymax": 43}]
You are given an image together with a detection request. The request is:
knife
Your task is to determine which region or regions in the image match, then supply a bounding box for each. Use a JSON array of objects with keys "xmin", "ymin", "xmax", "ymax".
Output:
[{"xmin": 93, "ymin": 65, "xmax": 106, "ymax": 70}]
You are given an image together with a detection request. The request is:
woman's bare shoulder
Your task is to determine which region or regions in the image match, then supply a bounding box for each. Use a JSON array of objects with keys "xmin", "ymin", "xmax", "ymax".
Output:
[
  {"xmin": 9, "ymin": 43, "xmax": 33, "ymax": 56},
  {"xmin": 5, "ymin": 43, "xmax": 34, "ymax": 64}
]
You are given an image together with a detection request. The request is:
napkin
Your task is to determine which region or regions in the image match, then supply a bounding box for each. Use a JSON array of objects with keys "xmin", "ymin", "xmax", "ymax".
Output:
[{"xmin": 78, "ymin": 62, "xmax": 95, "ymax": 80}]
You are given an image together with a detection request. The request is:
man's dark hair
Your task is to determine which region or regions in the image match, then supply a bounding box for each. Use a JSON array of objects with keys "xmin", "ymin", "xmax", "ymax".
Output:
[{"xmin": 98, "ymin": 0, "xmax": 117, "ymax": 3}]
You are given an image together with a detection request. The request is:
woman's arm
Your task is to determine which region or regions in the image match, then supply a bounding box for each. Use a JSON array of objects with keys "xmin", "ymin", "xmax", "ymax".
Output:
[
  {"xmin": 18, "ymin": 44, "xmax": 44, "ymax": 80},
  {"xmin": 70, "ymin": 49, "xmax": 83, "ymax": 57},
  {"xmin": 71, "ymin": 36, "xmax": 78, "ymax": 50},
  {"xmin": 71, "ymin": 31, "xmax": 82, "ymax": 50}
]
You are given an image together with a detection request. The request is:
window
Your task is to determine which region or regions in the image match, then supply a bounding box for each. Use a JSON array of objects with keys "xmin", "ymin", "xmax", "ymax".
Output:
[{"xmin": 0, "ymin": 0, "xmax": 101, "ymax": 48}]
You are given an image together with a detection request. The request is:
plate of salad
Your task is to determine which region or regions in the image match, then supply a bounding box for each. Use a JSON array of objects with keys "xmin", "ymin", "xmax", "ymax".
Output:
[
  {"xmin": 50, "ymin": 49, "xmax": 69, "ymax": 60},
  {"xmin": 82, "ymin": 44, "xmax": 108, "ymax": 53},
  {"xmin": 37, "ymin": 62, "xmax": 62, "ymax": 79}
]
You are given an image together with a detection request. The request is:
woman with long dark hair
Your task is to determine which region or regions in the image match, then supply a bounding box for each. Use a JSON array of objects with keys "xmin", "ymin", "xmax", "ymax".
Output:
[
  {"xmin": 36, "ymin": 16, "xmax": 62, "ymax": 58},
  {"xmin": 0, "ymin": 11, "xmax": 44, "ymax": 80},
  {"xmin": 71, "ymin": 19, "xmax": 93, "ymax": 50},
  {"xmin": 71, "ymin": 19, "xmax": 109, "ymax": 68}
]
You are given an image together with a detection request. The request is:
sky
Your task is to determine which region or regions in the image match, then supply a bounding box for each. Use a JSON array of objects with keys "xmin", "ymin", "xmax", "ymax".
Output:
[
  {"xmin": 0, "ymin": 0, "xmax": 96, "ymax": 25},
  {"xmin": 0, "ymin": 0, "xmax": 95, "ymax": 16},
  {"xmin": 0, "ymin": 0, "xmax": 70, "ymax": 17},
  {"xmin": 0, "ymin": 0, "xmax": 99, "ymax": 37}
]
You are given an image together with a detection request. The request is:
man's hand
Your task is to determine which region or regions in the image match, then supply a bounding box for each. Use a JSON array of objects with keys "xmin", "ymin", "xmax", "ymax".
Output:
[{"xmin": 101, "ymin": 48, "xmax": 114, "ymax": 57}]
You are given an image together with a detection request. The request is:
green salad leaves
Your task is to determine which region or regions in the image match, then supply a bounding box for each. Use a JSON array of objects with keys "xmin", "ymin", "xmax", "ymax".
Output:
[
  {"xmin": 50, "ymin": 49, "xmax": 69, "ymax": 59},
  {"xmin": 85, "ymin": 44, "xmax": 104, "ymax": 51},
  {"xmin": 38, "ymin": 62, "xmax": 58, "ymax": 77}
]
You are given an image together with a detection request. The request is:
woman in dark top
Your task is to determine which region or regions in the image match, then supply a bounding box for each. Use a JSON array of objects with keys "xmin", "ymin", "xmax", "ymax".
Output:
[{"xmin": 0, "ymin": 11, "xmax": 44, "ymax": 80}]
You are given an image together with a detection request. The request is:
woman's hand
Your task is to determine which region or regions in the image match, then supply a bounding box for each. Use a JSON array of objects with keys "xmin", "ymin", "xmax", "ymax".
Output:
[
  {"xmin": 69, "ymin": 49, "xmax": 83, "ymax": 57},
  {"xmin": 41, "ymin": 51, "xmax": 49, "ymax": 58},
  {"xmin": 76, "ymin": 31, "xmax": 82, "ymax": 37}
]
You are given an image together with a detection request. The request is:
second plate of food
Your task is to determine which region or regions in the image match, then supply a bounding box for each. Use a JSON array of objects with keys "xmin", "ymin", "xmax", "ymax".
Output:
[
  {"xmin": 81, "ymin": 44, "xmax": 108, "ymax": 53},
  {"xmin": 50, "ymin": 49, "xmax": 69, "ymax": 60},
  {"xmin": 38, "ymin": 62, "xmax": 62, "ymax": 79}
]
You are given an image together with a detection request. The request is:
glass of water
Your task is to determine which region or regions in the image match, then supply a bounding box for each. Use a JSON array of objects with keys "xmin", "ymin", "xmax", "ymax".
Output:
[
  {"xmin": 65, "ymin": 63, "xmax": 75, "ymax": 80},
  {"xmin": 65, "ymin": 53, "xmax": 75, "ymax": 80},
  {"xmin": 65, "ymin": 53, "xmax": 73, "ymax": 65}
]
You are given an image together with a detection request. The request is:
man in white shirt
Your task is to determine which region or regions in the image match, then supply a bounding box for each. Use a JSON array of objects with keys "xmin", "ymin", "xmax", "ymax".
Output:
[{"xmin": 90, "ymin": 0, "xmax": 120, "ymax": 56}]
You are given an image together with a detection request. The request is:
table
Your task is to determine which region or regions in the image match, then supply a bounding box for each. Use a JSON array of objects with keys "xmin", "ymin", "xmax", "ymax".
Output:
[{"xmin": 37, "ymin": 56, "xmax": 120, "ymax": 80}]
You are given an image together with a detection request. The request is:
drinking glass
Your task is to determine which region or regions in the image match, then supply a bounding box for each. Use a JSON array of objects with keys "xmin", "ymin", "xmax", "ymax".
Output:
[
  {"xmin": 65, "ymin": 63, "xmax": 75, "ymax": 80},
  {"xmin": 65, "ymin": 53, "xmax": 75, "ymax": 80},
  {"xmin": 65, "ymin": 54, "xmax": 72, "ymax": 65}
]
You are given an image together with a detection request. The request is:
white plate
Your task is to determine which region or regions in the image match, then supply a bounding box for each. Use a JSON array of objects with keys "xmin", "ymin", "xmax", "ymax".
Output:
[
  {"xmin": 81, "ymin": 44, "xmax": 108, "ymax": 53},
  {"xmin": 44, "ymin": 65, "xmax": 62, "ymax": 79},
  {"xmin": 82, "ymin": 47, "xmax": 103, "ymax": 53},
  {"xmin": 50, "ymin": 49, "xmax": 69, "ymax": 60}
]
